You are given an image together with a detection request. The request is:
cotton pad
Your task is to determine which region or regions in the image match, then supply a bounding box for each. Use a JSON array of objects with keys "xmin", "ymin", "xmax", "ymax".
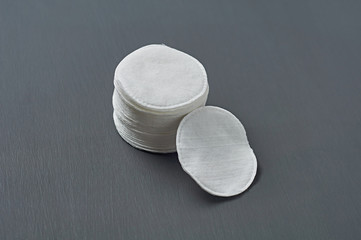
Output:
[
  {"xmin": 176, "ymin": 106, "xmax": 257, "ymax": 197},
  {"xmin": 114, "ymin": 44, "xmax": 208, "ymax": 112},
  {"xmin": 113, "ymin": 44, "xmax": 209, "ymax": 153}
]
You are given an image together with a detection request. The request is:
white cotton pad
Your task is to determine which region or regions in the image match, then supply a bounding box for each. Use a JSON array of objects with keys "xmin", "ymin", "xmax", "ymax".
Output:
[
  {"xmin": 176, "ymin": 106, "xmax": 257, "ymax": 197},
  {"xmin": 114, "ymin": 44, "xmax": 208, "ymax": 112},
  {"xmin": 112, "ymin": 44, "xmax": 208, "ymax": 153}
]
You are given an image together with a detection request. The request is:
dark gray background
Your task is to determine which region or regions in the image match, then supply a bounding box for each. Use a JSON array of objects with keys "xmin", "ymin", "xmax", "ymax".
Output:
[{"xmin": 1, "ymin": 0, "xmax": 360, "ymax": 239}]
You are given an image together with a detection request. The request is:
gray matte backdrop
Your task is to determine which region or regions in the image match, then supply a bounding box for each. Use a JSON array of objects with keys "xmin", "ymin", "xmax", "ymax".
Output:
[{"xmin": 1, "ymin": 0, "xmax": 360, "ymax": 239}]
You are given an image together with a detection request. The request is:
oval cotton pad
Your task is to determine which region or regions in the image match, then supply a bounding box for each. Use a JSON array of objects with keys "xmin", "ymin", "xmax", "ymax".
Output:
[{"xmin": 176, "ymin": 106, "xmax": 257, "ymax": 197}]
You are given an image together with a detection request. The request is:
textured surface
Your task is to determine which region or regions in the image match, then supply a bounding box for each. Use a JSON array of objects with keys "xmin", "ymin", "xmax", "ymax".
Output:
[{"xmin": 1, "ymin": 0, "xmax": 361, "ymax": 239}]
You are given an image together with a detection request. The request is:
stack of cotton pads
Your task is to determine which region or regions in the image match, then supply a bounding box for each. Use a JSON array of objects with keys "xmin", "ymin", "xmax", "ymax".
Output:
[
  {"xmin": 112, "ymin": 44, "xmax": 209, "ymax": 153},
  {"xmin": 112, "ymin": 44, "xmax": 257, "ymax": 197}
]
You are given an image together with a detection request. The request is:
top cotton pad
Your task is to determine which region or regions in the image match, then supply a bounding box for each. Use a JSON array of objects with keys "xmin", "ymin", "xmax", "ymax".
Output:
[
  {"xmin": 176, "ymin": 106, "xmax": 257, "ymax": 197},
  {"xmin": 114, "ymin": 44, "xmax": 208, "ymax": 112}
]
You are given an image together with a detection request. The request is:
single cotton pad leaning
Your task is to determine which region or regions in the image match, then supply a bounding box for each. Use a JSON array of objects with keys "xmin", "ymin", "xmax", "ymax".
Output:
[
  {"xmin": 113, "ymin": 44, "xmax": 209, "ymax": 153},
  {"xmin": 176, "ymin": 106, "xmax": 257, "ymax": 197}
]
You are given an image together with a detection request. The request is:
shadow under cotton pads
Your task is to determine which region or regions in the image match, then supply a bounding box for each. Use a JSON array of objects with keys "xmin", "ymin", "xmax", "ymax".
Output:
[{"xmin": 176, "ymin": 106, "xmax": 257, "ymax": 197}]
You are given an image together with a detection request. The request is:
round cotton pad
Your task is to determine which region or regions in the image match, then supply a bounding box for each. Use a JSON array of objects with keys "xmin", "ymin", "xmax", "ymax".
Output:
[
  {"xmin": 114, "ymin": 44, "xmax": 208, "ymax": 112},
  {"xmin": 176, "ymin": 106, "xmax": 257, "ymax": 197}
]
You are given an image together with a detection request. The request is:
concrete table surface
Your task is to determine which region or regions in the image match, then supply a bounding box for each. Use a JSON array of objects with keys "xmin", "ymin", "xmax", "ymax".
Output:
[{"xmin": 1, "ymin": 1, "xmax": 360, "ymax": 239}]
